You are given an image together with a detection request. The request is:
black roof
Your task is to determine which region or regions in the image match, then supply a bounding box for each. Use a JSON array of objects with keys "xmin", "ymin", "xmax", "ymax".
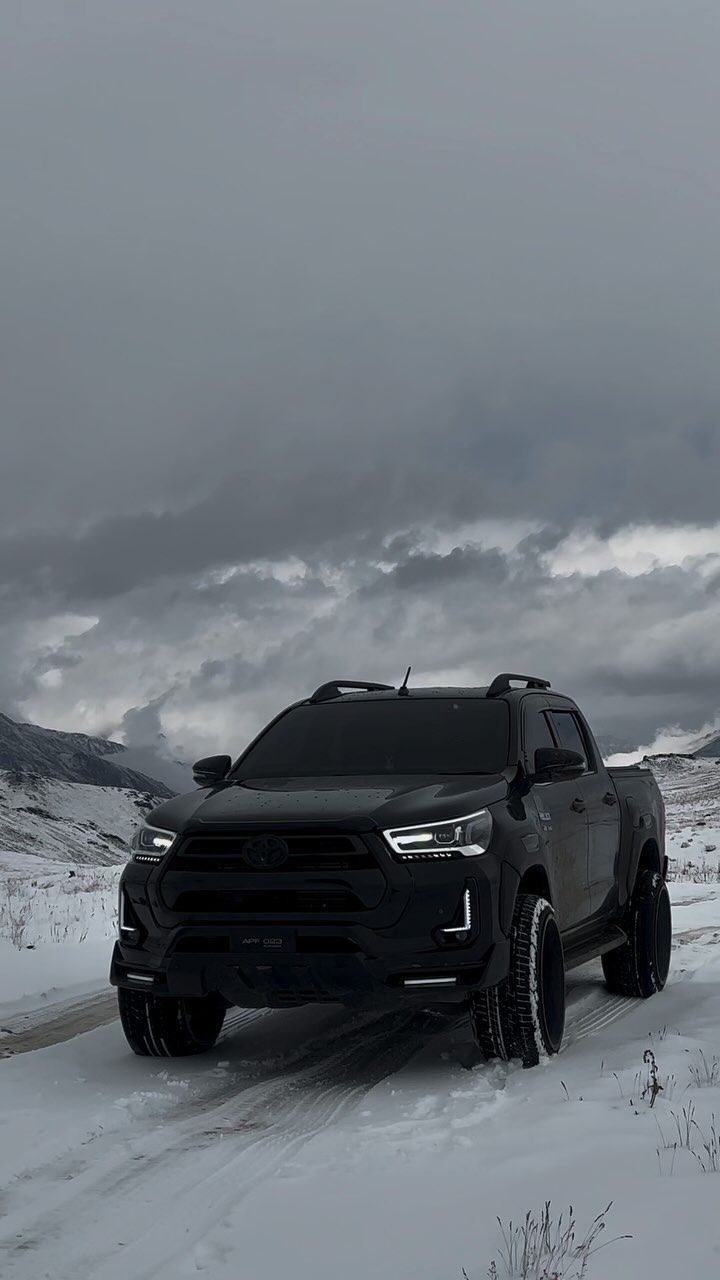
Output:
[
  {"xmin": 307, "ymin": 674, "xmax": 563, "ymax": 704},
  {"xmin": 313, "ymin": 687, "xmax": 491, "ymax": 702}
]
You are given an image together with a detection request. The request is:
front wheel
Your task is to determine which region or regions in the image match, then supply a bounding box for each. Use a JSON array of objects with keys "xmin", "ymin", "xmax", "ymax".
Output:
[
  {"xmin": 470, "ymin": 894, "xmax": 565, "ymax": 1068},
  {"xmin": 118, "ymin": 988, "xmax": 226, "ymax": 1056},
  {"xmin": 602, "ymin": 869, "xmax": 671, "ymax": 998}
]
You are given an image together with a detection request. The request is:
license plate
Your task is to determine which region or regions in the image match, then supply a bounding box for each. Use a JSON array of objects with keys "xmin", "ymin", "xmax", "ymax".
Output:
[{"xmin": 234, "ymin": 929, "xmax": 296, "ymax": 953}]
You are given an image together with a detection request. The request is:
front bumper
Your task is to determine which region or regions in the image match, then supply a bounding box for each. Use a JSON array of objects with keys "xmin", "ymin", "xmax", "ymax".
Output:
[
  {"xmin": 111, "ymin": 930, "xmax": 511, "ymax": 1007},
  {"xmin": 112, "ymin": 829, "xmax": 513, "ymax": 1008}
]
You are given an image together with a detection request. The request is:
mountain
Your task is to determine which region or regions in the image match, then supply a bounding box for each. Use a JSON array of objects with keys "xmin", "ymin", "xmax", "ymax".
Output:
[
  {"xmin": 0, "ymin": 712, "xmax": 195, "ymax": 864},
  {"xmin": 0, "ymin": 712, "xmax": 174, "ymax": 796},
  {"xmin": 691, "ymin": 731, "xmax": 720, "ymax": 760},
  {"xmin": 0, "ymin": 772, "xmax": 165, "ymax": 865},
  {"xmin": 595, "ymin": 733, "xmax": 635, "ymax": 759}
]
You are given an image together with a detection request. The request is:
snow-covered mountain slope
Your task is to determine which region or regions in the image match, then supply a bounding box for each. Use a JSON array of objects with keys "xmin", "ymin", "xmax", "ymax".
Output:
[
  {"xmin": 0, "ymin": 711, "xmax": 174, "ymax": 795},
  {"xmin": 0, "ymin": 769, "xmax": 161, "ymax": 865},
  {"xmin": 648, "ymin": 754, "xmax": 720, "ymax": 876},
  {"xmin": 690, "ymin": 730, "xmax": 720, "ymax": 758}
]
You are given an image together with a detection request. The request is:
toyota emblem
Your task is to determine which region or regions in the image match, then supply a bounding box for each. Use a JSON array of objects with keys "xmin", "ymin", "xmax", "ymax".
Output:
[{"xmin": 242, "ymin": 834, "xmax": 290, "ymax": 869}]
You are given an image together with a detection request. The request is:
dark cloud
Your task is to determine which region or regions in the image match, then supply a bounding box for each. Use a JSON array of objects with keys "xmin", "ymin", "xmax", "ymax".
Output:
[
  {"xmin": 5, "ymin": 528, "xmax": 720, "ymax": 757},
  {"xmin": 31, "ymin": 652, "xmax": 84, "ymax": 676},
  {"xmin": 362, "ymin": 546, "xmax": 510, "ymax": 595},
  {"xmin": 3, "ymin": 1, "xmax": 720, "ymax": 543},
  {"xmin": 2, "ymin": 1, "xmax": 720, "ymax": 753},
  {"xmin": 0, "ymin": 461, "xmax": 478, "ymax": 602}
]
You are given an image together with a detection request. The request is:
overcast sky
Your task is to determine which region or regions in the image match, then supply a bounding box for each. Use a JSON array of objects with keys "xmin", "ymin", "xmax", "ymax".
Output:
[{"xmin": 2, "ymin": 0, "xmax": 720, "ymax": 761}]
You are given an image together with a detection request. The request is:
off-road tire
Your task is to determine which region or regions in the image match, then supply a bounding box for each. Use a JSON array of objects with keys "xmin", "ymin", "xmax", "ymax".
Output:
[
  {"xmin": 602, "ymin": 869, "xmax": 672, "ymax": 998},
  {"xmin": 118, "ymin": 988, "xmax": 226, "ymax": 1056},
  {"xmin": 470, "ymin": 894, "xmax": 565, "ymax": 1068}
]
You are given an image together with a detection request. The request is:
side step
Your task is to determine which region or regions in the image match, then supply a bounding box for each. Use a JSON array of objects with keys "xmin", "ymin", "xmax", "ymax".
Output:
[{"xmin": 563, "ymin": 924, "xmax": 627, "ymax": 971}]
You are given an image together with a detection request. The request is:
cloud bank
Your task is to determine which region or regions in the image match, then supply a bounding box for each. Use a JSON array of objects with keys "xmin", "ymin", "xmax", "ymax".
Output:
[{"xmin": 2, "ymin": 1, "xmax": 719, "ymax": 757}]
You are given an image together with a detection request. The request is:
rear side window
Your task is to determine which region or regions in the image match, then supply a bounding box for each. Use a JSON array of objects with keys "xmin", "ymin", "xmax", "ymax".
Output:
[
  {"xmin": 548, "ymin": 711, "xmax": 590, "ymax": 770},
  {"xmin": 523, "ymin": 708, "xmax": 555, "ymax": 770}
]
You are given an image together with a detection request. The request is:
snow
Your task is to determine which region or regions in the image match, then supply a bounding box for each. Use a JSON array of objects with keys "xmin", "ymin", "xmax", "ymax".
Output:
[
  {"xmin": 2, "ymin": 757, "xmax": 720, "ymax": 1278},
  {"xmin": 0, "ymin": 854, "xmax": 120, "ymax": 1015},
  {"xmin": 0, "ymin": 768, "xmax": 156, "ymax": 863},
  {"xmin": 1, "ymin": 890, "xmax": 720, "ymax": 1279},
  {"xmin": 0, "ymin": 938, "xmax": 112, "ymax": 1018}
]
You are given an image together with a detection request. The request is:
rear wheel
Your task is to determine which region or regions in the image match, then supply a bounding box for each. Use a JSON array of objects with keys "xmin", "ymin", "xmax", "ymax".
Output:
[
  {"xmin": 470, "ymin": 894, "xmax": 565, "ymax": 1068},
  {"xmin": 602, "ymin": 869, "xmax": 671, "ymax": 998},
  {"xmin": 118, "ymin": 988, "xmax": 226, "ymax": 1056}
]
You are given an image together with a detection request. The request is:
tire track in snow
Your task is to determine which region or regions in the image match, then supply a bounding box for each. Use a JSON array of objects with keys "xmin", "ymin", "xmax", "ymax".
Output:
[
  {"xmin": 563, "ymin": 923, "xmax": 717, "ymax": 1046},
  {"xmin": 0, "ymin": 992, "xmax": 271, "ymax": 1057},
  {"xmin": 0, "ymin": 965, "xmax": 690, "ymax": 1280},
  {"xmin": 0, "ymin": 1007, "xmax": 451, "ymax": 1280},
  {"xmin": 1, "ymin": 925, "xmax": 714, "ymax": 1278},
  {"xmin": 0, "ymin": 989, "xmax": 117, "ymax": 1057}
]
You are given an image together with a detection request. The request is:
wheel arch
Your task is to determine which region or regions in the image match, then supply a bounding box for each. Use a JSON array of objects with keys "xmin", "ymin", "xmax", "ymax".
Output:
[
  {"xmin": 518, "ymin": 864, "xmax": 552, "ymax": 904},
  {"xmin": 637, "ymin": 837, "xmax": 662, "ymax": 877},
  {"xmin": 499, "ymin": 862, "xmax": 553, "ymax": 935}
]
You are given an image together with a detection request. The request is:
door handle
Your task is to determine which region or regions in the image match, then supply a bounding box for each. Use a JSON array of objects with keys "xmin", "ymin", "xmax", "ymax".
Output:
[
  {"xmin": 602, "ymin": 791, "xmax": 617, "ymax": 806},
  {"xmin": 571, "ymin": 797, "xmax": 586, "ymax": 813}
]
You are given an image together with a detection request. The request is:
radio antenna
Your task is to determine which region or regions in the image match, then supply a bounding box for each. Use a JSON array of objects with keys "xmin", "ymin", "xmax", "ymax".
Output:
[{"xmin": 398, "ymin": 665, "xmax": 411, "ymax": 696}]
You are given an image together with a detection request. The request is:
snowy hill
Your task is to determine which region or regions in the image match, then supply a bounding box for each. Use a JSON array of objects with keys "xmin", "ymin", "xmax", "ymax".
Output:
[
  {"xmin": 0, "ymin": 711, "xmax": 174, "ymax": 795},
  {"xmin": 690, "ymin": 730, "xmax": 720, "ymax": 759},
  {"xmin": 0, "ymin": 710, "xmax": 180, "ymax": 867},
  {"xmin": 0, "ymin": 769, "xmax": 164, "ymax": 866}
]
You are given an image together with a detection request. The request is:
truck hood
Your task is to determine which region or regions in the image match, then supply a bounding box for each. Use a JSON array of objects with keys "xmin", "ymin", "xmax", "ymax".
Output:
[{"xmin": 148, "ymin": 774, "xmax": 509, "ymax": 834}]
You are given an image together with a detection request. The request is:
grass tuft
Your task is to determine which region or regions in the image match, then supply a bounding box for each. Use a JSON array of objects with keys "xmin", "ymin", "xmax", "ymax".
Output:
[{"xmin": 480, "ymin": 1201, "xmax": 629, "ymax": 1279}]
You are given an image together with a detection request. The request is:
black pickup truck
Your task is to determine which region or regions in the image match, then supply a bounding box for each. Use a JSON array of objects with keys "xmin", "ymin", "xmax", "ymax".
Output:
[{"xmin": 112, "ymin": 674, "xmax": 670, "ymax": 1067}]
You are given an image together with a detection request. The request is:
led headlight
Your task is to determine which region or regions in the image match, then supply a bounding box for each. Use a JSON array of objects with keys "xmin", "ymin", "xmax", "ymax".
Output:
[
  {"xmin": 130, "ymin": 824, "xmax": 177, "ymax": 864},
  {"xmin": 383, "ymin": 809, "xmax": 493, "ymax": 862}
]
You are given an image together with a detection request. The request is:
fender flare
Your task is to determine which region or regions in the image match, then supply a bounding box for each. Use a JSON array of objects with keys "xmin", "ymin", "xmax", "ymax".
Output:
[{"xmin": 622, "ymin": 797, "xmax": 662, "ymax": 907}]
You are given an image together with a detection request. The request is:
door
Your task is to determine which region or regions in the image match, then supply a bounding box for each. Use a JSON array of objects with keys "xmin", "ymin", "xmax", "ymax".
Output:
[
  {"xmin": 547, "ymin": 709, "xmax": 620, "ymax": 922},
  {"xmin": 522, "ymin": 702, "xmax": 590, "ymax": 931}
]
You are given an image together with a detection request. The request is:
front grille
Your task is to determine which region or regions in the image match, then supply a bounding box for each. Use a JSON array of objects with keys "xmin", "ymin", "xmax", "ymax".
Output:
[
  {"xmin": 172, "ymin": 885, "xmax": 358, "ymax": 916},
  {"xmin": 172, "ymin": 831, "xmax": 377, "ymax": 872},
  {"xmin": 173, "ymin": 889, "xmax": 363, "ymax": 915},
  {"xmin": 160, "ymin": 829, "xmax": 387, "ymax": 919},
  {"xmin": 172, "ymin": 933, "xmax": 359, "ymax": 954}
]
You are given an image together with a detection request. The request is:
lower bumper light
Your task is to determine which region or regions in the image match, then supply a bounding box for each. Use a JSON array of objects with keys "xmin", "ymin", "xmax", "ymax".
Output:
[
  {"xmin": 118, "ymin": 888, "xmax": 143, "ymax": 946},
  {"xmin": 440, "ymin": 888, "xmax": 471, "ymax": 940},
  {"xmin": 402, "ymin": 976, "xmax": 458, "ymax": 988},
  {"xmin": 126, "ymin": 972, "xmax": 155, "ymax": 984}
]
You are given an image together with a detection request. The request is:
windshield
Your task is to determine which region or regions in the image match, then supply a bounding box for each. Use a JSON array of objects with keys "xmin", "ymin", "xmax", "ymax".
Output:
[{"xmin": 234, "ymin": 698, "xmax": 510, "ymax": 778}]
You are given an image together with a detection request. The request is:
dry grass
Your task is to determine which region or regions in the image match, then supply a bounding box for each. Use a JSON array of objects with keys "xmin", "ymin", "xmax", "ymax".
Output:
[
  {"xmin": 657, "ymin": 1103, "xmax": 720, "ymax": 1175},
  {"xmin": 688, "ymin": 1051, "xmax": 720, "ymax": 1088},
  {"xmin": 477, "ymin": 1202, "xmax": 628, "ymax": 1280},
  {"xmin": 0, "ymin": 879, "xmax": 33, "ymax": 947}
]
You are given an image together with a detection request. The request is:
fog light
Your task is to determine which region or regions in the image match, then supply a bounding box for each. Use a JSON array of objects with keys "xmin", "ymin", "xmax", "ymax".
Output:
[
  {"xmin": 434, "ymin": 886, "xmax": 476, "ymax": 947},
  {"xmin": 118, "ymin": 888, "xmax": 142, "ymax": 946}
]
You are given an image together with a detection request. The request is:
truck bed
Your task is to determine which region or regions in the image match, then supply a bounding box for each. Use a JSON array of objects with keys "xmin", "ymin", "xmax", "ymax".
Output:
[{"xmin": 607, "ymin": 764, "xmax": 655, "ymax": 780}]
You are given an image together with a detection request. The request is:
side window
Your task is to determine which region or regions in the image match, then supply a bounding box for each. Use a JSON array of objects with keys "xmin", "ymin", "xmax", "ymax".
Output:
[
  {"xmin": 523, "ymin": 708, "xmax": 555, "ymax": 771},
  {"xmin": 548, "ymin": 711, "xmax": 590, "ymax": 770}
]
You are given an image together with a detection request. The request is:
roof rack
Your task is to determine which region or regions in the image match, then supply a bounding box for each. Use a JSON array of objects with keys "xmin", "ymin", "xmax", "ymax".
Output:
[
  {"xmin": 309, "ymin": 680, "xmax": 395, "ymax": 704},
  {"xmin": 486, "ymin": 673, "xmax": 551, "ymax": 698}
]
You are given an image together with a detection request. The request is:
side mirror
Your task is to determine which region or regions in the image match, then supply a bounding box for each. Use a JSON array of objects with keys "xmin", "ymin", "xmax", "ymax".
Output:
[
  {"xmin": 533, "ymin": 746, "xmax": 585, "ymax": 782},
  {"xmin": 192, "ymin": 754, "xmax": 232, "ymax": 786}
]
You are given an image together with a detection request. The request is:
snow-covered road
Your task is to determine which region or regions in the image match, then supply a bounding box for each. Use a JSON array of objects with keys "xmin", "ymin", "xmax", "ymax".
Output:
[{"xmin": 2, "ymin": 886, "xmax": 720, "ymax": 1280}]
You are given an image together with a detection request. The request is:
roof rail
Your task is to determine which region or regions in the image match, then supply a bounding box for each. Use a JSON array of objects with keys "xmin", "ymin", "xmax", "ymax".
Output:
[
  {"xmin": 309, "ymin": 680, "xmax": 395, "ymax": 704},
  {"xmin": 486, "ymin": 673, "xmax": 551, "ymax": 698}
]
